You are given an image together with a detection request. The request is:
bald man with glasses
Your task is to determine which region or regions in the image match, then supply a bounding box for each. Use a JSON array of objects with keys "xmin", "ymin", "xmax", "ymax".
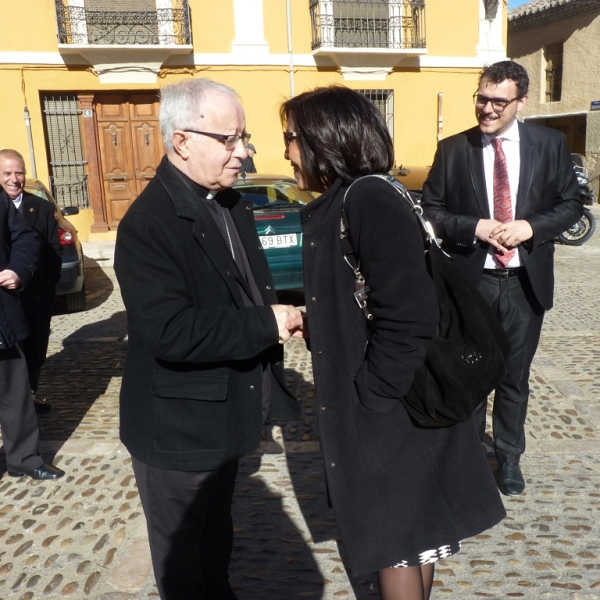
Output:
[
  {"xmin": 115, "ymin": 79, "xmax": 301, "ymax": 600},
  {"xmin": 421, "ymin": 61, "xmax": 582, "ymax": 497}
]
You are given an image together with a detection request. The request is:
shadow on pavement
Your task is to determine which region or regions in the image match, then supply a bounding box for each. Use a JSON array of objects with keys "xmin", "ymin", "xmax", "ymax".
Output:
[
  {"xmin": 230, "ymin": 452, "xmax": 326, "ymax": 599},
  {"xmin": 53, "ymin": 265, "xmax": 115, "ymax": 314},
  {"xmin": 34, "ymin": 311, "xmax": 126, "ymax": 444},
  {"xmin": 262, "ymin": 365, "xmax": 378, "ymax": 599}
]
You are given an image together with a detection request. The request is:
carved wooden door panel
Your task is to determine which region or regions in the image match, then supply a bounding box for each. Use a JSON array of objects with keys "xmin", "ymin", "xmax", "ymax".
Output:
[
  {"xmin": 96, "ymin": 93, "xmax": 164, "ymax": 229},
  {"xmin": 96, "ymin": 95, "xmax": 137, "ymax": 229},
  {"xmin": 130, "ymin": 95, "xmax": 163, "ymax": 195}
]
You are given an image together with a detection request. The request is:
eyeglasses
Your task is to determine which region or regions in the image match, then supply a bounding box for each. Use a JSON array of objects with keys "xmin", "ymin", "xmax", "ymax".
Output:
[
  {"xmin": 473, "ymin": 93, "xmax": 520, "ymax": 113},
  {"xmin": 283, "ymin": 131, "xmax": 299, "ymax": 147},
  {"xmin": 183, "ymin": 129, "xmax": 251, "ymax": 151}
]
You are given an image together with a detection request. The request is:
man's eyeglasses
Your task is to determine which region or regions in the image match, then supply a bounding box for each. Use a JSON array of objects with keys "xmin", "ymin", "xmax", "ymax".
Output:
[
  {"xmin": 473, "ymin": 93, "xmax": 520, "ymax": 113},
  {"xmin": 183, "ymin": 129, "xmax": 251, "ymax": 151},
  {"xmin": 283, "ymin": 131, "xmax": 299, "ymax": 147}
]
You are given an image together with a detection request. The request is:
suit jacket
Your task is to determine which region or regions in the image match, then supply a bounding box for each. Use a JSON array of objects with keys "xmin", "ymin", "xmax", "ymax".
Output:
[
  {"xmin": 114, "ymin": 156, "xmax": 300, "ymax": 471},
  {"xmin": 18, "ymin": 192, "xmax": 62, "ymax": 302},
  {"xmin": 421, "ymin": 122, "xmax": 583, "ymax": 310},
  {"xmin": 0, "ymin": 190, "xmax": 40, "ymax": 347}
]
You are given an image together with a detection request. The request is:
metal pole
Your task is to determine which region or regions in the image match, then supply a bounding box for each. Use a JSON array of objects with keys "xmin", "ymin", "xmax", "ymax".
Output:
[
  {"xmin": 286, "ymin": 0, "xmax": 295, "ymax": 97},
  {"xmin": 24, "ymin": 107, "xmax": 37, "ymax": 179},
  {"xmin": 437, "ymin": 92, "xmax": 443, "ymax": 142}
]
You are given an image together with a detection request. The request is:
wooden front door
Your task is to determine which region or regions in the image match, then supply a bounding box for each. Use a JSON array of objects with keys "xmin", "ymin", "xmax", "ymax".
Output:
[{"xmin": 96, "ymin": 94, "xmax": 164, "ymax": 229}]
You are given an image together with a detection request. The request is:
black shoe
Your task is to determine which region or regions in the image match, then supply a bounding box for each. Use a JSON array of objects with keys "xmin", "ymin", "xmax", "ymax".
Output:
[
  {"xmin": 8, "ymin": 464, "xmax": 65, "ymax": 480},
  {"xmin": 34, "ymin": 399, "xmax": 52, "ymax": 413},
  {"xmin": 498, "ymin": 462, "xmax": 525, "ymax": 496}
]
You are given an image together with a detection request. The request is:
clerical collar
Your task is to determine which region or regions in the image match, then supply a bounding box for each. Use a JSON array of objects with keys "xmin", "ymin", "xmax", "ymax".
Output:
[{"xmin": 165, "ymin": 158, "xmax": 217, "ymax": 201}]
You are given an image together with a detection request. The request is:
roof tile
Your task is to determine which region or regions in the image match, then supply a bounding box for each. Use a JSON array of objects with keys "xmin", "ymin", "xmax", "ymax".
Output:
[{"xmin": 509, "ymin": 0, "xmax": 580, "ymax": 20}]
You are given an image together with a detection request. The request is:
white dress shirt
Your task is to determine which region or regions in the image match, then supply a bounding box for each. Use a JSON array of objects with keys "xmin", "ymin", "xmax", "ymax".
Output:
[
  {"xmin": 12, "ymin": 192, "xmax": 24, "ymax": 211},
  {"xmin": 482, "ymin": 119, "xmax": 521, "ymax": 269}
]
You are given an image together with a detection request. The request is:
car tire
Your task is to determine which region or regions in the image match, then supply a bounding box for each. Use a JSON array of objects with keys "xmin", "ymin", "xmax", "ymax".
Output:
[{"xmin": 63, "ymin": 282, "xmax": 86, "ymax": 312}]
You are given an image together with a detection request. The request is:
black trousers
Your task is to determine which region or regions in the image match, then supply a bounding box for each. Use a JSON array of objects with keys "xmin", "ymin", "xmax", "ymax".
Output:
[
  {"xmin": 0, "ymin": 344, "xmax": 43, "ymax": 472},
  {"xmin": 474, "ymin": 271, "xmax": 545, "ymax": 463},
  {"xmin": 132, "ymin": 457, "xmax": 240, "ymax": 600}
]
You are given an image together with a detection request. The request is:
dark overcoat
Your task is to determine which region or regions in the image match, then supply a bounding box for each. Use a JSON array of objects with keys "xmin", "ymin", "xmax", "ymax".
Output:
[
  {"xmin": 421, "ymin": 122, "xmax": 582, "ymax": 311},
  {"xmin": 114, "ymin": 156, "xmax": 300, "ymax": 471},
  {"xmin": 18, "ymin": 192, "xmax": 62, "ymax": 371},
  {"xmin": 0, "ymin": 190, "xmax": 39, "ymax": 347},
  {"xmin": 301, "ymin": 177, "xmax": 506, "ymax": 576}
]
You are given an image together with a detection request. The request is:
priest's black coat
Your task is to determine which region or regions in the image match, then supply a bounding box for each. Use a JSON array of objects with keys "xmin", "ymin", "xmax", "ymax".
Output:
[
  {"xmin": 301, "ymin": 176, "xmax": 506, "ymax": 576},
  {"xmin": 115, "ymin": 157, "xmax": 300, "ymax": 472}
]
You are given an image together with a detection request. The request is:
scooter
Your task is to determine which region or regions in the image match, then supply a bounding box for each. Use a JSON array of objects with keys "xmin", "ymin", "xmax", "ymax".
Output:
[{"xmin": 558, "ymin": 154, "xmax": 596, "ymax": 246}]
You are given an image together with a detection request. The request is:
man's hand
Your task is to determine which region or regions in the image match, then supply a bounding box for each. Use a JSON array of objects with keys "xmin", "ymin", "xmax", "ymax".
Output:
[
  {"xmin": 271, "ymin": 305, "xmax": 303, "ymax": 344},
  {"xmin": 0, "ymin": 269, "xmax": 21, "ymax": 289},
  {"xmin": 475, "ymin": 219, "xmax": 509, "ymax": 252},
  {"xmin": 288, "ymin": 310, "xmax": 308, "ymax": 339},
  {"xmin": 476, "ymin": 218, "xmax": 533, "ymax": 252},
  {"xmin": 489, "ymin": 220, "xmax": 533, "ymax": 248}
]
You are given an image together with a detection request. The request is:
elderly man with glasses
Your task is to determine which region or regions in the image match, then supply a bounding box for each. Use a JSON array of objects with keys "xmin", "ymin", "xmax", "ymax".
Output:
[
  {"xmin": 421, "ymin": 60, "xmax": 582, "ymax": 497},
  {"xmin": 114, "ymin": 78, "xmax": 301, "ymax": 600}
]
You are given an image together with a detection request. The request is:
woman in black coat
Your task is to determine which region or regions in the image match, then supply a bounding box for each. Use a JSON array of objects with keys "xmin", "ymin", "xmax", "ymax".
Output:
[{"xmin": 281, "ymin": 87, "xmax": 506, "ymax": 600}]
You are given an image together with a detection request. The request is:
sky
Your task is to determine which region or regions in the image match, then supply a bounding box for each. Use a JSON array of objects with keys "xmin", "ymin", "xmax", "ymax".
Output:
[{"xmin": 508, "ymin": 0, "xmax": 530, "ymax": 9}]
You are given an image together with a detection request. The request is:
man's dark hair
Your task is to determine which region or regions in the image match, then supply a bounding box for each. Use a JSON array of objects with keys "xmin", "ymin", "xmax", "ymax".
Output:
[
  {"xmin": 280, "ymin": 86, "xmax": 394, "ymax": 192},
  {"xmin": 479, "ymin": 60, "xmax": 529, "ymax": 98}
]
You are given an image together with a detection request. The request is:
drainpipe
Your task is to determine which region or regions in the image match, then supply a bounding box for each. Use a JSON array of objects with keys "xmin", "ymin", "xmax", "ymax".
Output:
[
  {"xmin": 24, "ymin": 107, "xmax": 37, "ymax": 179},
  {"xmin": 437, "ymin": 93, "xmax": 443, "ymax": 142},
  {"xmin": 286, "ymin": 0, "xmax": 295, "ymax": 97}
]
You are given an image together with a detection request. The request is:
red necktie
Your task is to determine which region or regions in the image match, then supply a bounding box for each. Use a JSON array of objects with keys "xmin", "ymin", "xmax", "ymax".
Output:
[{"xmin": 491, "ymin": 137, "xmax": 515, "ymax": 268}]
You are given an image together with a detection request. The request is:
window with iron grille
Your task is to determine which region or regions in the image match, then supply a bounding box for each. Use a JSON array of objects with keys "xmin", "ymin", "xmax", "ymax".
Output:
[
  {"xmin": 55, "ymin": 0, "xmax": 191, "ymax": 45},
  {"xmin": 334, "ymin": 0, "xmax": 389, "ymax": 47},
  {"xmin": 358, "ymin": 89, "xmax": 394, "ymax": 140},
  {"xmin": 85, "ymin": 0, "xmax": 159, "ymax": 44},
  {"xmin": 544, "ymin": 43, "xmax": 563, "ymax": 103},
  {"xmin": 41, "ymin": 94, "xmax": 90, "ymax": 209},
  {"xmin": 309, "ymin": 1, "xmax": 426, "ymax": 51}
]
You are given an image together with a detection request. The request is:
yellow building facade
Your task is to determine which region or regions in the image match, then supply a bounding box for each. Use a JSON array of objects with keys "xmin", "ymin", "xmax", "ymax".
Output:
[{"xmin": 0, "ymin": 0, "xmax": 507, "ymax": 241}]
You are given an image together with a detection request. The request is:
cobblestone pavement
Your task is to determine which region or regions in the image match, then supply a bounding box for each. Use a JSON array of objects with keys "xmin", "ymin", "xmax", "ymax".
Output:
[{"xmin": 2, "ymin": 209, "xmax": 600, "ymax": 599}]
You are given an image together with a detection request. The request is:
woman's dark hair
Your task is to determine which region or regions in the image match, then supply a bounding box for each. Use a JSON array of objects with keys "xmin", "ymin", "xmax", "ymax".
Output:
[
  {"xmin": 280, "ymin": 86, "xmax": 395, "ymax": 192},
  {"xmin": 479, "ymin": 60, "xmax": 529, "ymax": 98}
]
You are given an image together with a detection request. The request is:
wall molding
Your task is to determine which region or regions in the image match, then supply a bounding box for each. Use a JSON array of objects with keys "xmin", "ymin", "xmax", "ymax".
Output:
[{"xmin": 0, "ymin": 51, "xmax": 502, "ymax": 71}]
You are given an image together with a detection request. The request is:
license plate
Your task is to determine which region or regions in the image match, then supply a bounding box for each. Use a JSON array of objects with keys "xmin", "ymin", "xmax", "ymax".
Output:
[{"xmin": 260, "ymin": 233, "xmax": 298, "ymax": 249}]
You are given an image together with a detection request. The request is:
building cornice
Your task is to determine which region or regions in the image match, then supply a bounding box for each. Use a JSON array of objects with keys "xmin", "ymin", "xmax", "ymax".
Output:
[{"xmin": 0, "ymin": 51, "xmax": 504, "ymax": 72}]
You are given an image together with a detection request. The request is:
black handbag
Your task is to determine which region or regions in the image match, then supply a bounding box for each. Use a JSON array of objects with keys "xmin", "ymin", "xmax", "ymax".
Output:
[{"xmin": 341, "ymin": 174, "xmax": 510, "ymax": 428}]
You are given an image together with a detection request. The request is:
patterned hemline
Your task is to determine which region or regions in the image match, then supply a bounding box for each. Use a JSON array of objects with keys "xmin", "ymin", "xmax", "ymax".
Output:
[{"xmin": 389, "ymin": 540, "xmax": 462, "ymax": 569}]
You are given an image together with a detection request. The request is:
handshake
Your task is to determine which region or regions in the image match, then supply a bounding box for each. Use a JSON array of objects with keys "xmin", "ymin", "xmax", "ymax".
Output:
[{"xmin": 271, "ymin": 305, "xmax": 308, "ymax": 344}]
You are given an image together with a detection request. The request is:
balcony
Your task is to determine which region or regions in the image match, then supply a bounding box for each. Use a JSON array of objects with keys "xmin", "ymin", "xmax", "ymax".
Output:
[
  {"xmin": 54, "ymin": 0, "xmax": 193, "ymax": 83},
  {"xmin": 309, "ymin": 0, "xmax": 426, "ymax": 79}
]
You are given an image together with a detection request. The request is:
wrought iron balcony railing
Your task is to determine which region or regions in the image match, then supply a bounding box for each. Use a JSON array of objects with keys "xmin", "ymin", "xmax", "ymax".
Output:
[
  {"xmin": 50, "ymin": 175, "xmax": 90, "ymax": 210},
  {"xmin": 310, "ymin": 0, "xmax": 426, "ymax": 51},
  {"xmin": 55, "ymin": 0, "xmax": 191, "ymax": 46}
]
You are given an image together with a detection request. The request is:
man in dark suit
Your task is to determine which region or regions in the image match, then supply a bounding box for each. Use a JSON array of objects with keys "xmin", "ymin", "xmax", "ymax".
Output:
[
  {"xmin": 240, "ymin": 141, "xmax": 257, "ymax": 177},
  {"xmin": 114, "ymin": 78, "xmax": 302, "ymax": 600},
  {"xmin": 421, "ymin": 60, "xmax": 582, "ymax": 496},
  {"xmin": 0, "ymin": 187, "xmax": 65, "ymax": 480},
  {"xmin": 0, "ymin": 149, "xmax": 62, "ymax": 413}
]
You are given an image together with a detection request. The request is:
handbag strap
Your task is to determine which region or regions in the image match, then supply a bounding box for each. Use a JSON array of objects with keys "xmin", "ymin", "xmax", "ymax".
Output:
[{"xmin": 340, "ymin": 174, "xmax": 440, "ymax": 321}]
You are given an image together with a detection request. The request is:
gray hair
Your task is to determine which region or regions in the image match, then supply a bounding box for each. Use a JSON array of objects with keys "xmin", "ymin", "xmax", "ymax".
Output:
[
  {"xmin": 0, "ymin": 149, "xmax": 26, "ymax": 172},
  {"xmin": 159, "ymin": 79, "xmax": 240, "ymax": 152}
]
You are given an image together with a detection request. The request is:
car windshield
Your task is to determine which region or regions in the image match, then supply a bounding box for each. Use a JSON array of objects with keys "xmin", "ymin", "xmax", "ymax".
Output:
[{"xmin": 235, "ymin": 182, "xmax": 313, "ymax": 209}]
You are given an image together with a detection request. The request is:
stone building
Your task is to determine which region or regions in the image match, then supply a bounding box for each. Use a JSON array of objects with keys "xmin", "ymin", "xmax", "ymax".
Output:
[{"xmin": 508, "ymin": 0, "xmax": 600, "ymax": 195}]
